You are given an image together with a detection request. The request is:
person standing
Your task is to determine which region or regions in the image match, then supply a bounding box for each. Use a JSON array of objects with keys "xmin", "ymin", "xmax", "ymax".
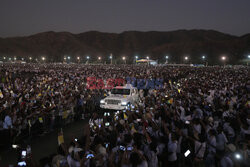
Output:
[{"xmin": 3, "ymin": 110, "xmax": 13, "ymax": 147}]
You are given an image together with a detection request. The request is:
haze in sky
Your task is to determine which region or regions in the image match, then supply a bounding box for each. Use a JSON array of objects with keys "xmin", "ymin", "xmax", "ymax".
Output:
[{"xmin": 0, "ymin": 0, "xmax": 249, "ymax": 37}]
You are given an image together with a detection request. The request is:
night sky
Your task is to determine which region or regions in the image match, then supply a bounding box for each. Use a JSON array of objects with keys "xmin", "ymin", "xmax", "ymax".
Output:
[{"xmin": 0, "ymin": 0, "xmax": 250, "ymax": 37}]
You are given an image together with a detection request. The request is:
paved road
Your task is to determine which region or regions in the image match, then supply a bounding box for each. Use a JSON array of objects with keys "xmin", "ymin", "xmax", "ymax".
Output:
[{"xmin": 0, "ymin": 120, "xmax": 87, "ymax": 166}]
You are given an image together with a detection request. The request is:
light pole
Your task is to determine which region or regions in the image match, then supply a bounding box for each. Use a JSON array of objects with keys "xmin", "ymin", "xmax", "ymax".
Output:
[
  {"xmin": 202, "ymin": 55, "xmax": 207, "ymax": 66},
  {"xmin": 165, "ymin": 55, "xmax": 169, "ymax": 64},
  {"xmin": 221, "ymin": 56, "xmax": 226, "ymax": 67},
  {"xmin": 135, "ymin": 56, "xmax": 138, "ymax": 64},
  {"xmin": 247, "ymin": 55, "xmax": 250, "ymax": 65},
  {"xmin": 184, "ymin": 56, "xmax": 188, "ymax": 64},
  {"xmin": 146, "ymin": 56, "xmax": 149, "ymax": 65},
  {"xmin": 98, "ymin": 56, "xmax": 101, "ymax": 64},
  {"xmin": 110, "ymin": 54, "xmax": 113, "ymax": 64},
  {"xmin": 86, "ymin": 56, "xmax": 90, "ymax": 64},
  {"xmin": 42, "ymin": 57, "xmax": 45, "ymax": 63},
  {"xmin": 122, "ymin": 56, "xmax": 126, "ymax": 64}
]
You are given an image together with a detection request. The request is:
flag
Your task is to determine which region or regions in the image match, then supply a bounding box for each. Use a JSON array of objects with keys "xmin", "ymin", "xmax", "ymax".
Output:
[
  {"xmin": 28, "ymin": 120, "xmax": 32, "ymax": 127},
  {"xmin": 58, "ymin": 134, "xmax": 64, "ymax": 145},
  {"xmin": 124, "ymin": 113, "xmax": 128, "ymax": 120},
  {"xmin": 62, "ymin": 111, "xmax": 68, "ymax": 119},
  {"xmin": 39, "ymin": 117, "xmax": 43, "ymax": 123},
  {"xmin": 0, "ymin": 90, "xmax": 3, "ymax": 98},
  {"xmin": 178, "ymin": 89, "xmax": 181, "ymax": 93},
  {"xmin": 167, "ymin": 98, "xmax": 173, "ymax": 104},
  {"xmin": 131, "ymin": 124, "xmax": 137, "ymax": 134}
]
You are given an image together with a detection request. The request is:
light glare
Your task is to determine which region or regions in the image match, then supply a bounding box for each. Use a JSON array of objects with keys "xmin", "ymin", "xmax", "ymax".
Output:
[{"xmin": 235, "ymin": 153, "xmax": 241, "ymax": 159}]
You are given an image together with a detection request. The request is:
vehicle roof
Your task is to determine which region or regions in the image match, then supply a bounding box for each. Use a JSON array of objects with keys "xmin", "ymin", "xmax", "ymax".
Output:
[{"xmin": 115, "ymin": 84, "xmax": 137, "ymax": 89}]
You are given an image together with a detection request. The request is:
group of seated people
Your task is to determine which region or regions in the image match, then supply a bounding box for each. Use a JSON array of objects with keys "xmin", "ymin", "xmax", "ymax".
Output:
[{"xmin": 0, "ymin": 63, "xmax": 249, "ymax": 167}]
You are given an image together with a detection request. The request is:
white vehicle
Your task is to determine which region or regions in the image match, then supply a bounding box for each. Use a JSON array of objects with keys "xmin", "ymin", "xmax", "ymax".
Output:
[{"xmin": 100, "ymin": 84, "xmax": 139, "ymax": 110}]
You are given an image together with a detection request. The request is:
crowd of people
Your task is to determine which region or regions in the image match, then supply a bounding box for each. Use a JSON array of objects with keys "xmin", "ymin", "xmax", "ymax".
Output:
[{"xmin": 0, "ymin": 63, "xmax": 249, "ymax": 167}]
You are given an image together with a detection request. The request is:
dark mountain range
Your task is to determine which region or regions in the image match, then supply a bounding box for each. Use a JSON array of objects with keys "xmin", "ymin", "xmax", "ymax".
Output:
[{"xmin": 0, "ymin": 30, "xmax": 249, "ymax": 64}]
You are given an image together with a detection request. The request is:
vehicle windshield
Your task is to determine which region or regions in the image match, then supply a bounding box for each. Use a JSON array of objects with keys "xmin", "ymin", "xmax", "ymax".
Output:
[{"xmin": 111, "ymin": 89, "xmax": 130, "ymax": 95}]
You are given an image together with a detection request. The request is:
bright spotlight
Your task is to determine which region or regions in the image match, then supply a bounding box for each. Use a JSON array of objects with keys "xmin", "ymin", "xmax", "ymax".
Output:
[
  {"xmin": 248, "ymin": 55, "xmax": 250, "ymax": 59},
  {"xmin": 235, "ymin": 153, "xmax": 242, "ymax": 160},
  {"xmin": 135, "ymin": 56, "xmax": 138, "ymax": 59},
  {"xmin": 29, "ymin": 57, "xmax": 32, "ymax": 60},
  {"xmin": 221, "ymin": 56, "xmax": 226, "ymax": 60},
  {"xmin": 110, "ymin": 56, "xmax": 112, "ymax": 59},
  {"xmin": 185, "ymin": 56, "xmax": 188, "ymax": 60},
  {"xmin": 146, "ymin": 56, "xmax": 149, "ymax": 59},
  {"xmin": 42, "ymin": 57, "xmax": 45, "ymax": 61},
  {"xmin": 87, "ymin": 56, "xmax": 90, "ymax": 59},
  {"xmin": 166, "ymin": 56, "xmax": 169, "ymax": 59},
  {"xmin": 14, "ymin": 57, "xmax": 17, "ymax": 60},
  {"xmin": 67, "ymin": 56, "xmax": 70, "ymax": 60},
  {"xmin": 122, "ymin": 57, "xmax": 126, "ymax": 60},
  {"xmin": 98, "ymin": 57, "xmax": 101, "ymax": 60},
  {"xmin": 202, "ymin": 56, "xmax": 205, "ymax": 59},
  {"xmin": 3, "ymin": 57, "xmax": 6, "ymax": 60},
  {"xmin": 77, "ymin": 57, "xmax": 80, "ymax": 60}
]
